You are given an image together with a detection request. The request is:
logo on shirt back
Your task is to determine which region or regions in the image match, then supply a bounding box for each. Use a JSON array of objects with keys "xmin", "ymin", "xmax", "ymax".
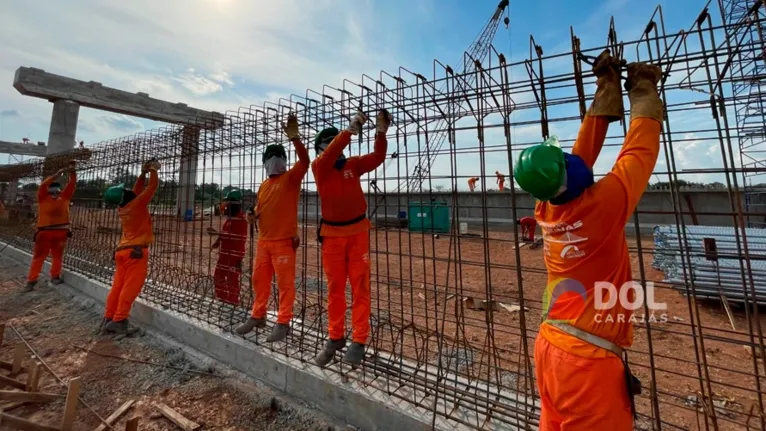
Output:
[
  {"xmin": 560, "ymin": 245, "xmax": 586, "ymax": 259},
  {"xmin": 343, "ymin": 169, "xmax": 354, "ymax": 179}
]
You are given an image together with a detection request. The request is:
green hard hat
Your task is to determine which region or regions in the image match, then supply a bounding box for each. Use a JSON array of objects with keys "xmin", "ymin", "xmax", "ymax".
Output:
[
  {"xmin": 262, "ymin": 144, "xmax": 287, "ymax": 163},
  {"xmin": 224, "ymin": 189, "xmax": 243, "ymax": 201},
  {"xmin": 513, "ymin": 137, "xmax": 566, "ymax": 201},
  {"xmin": 314, "ymin": 127, "xmax": 339, "ymax": 151},
  {"xmin": 103, "ymin": 184, "xmax": 126, "ymax": 205}
]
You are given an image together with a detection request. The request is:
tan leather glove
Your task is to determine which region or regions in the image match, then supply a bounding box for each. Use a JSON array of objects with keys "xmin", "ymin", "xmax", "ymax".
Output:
[
  {"xmin": 625, "ymin": 62, "xmax": 663, "ymax": 123},
  {"xmin": 346, "ymin": 111, "xmax": 368, "ymax": 135},
  {"xmin": 283, "ymin": 113, "xmax": 300, "ymax": 140},
  {"xmin": 376, "ymin": 108, "xmax": 392, "ymax": 134},
  {"xmin": 144, "ymin": 159, "xmax": 161, "ymax": 172},
  {"xmin": 586, "ymin": 49, "xmax": 625, "ymax": 122}
]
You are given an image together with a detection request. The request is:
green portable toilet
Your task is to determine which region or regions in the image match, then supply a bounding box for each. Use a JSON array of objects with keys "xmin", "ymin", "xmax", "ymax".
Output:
[{"xmin": 408, "ymin": 201, "xmax": 450, "ymax": 233}]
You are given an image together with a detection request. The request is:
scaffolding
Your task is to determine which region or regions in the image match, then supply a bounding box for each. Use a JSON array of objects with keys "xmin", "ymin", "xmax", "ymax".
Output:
[{"xmin": 1, "ymin": 1, "xmax": 765, "ymax": 429}]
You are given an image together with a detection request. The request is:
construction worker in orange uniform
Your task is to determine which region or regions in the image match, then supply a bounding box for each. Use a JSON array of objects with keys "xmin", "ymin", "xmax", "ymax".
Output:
[
  {"xmin": 467, "ymin": 176, "xmax": 479, "ymax": 192},
  {"xmin": 514, "ymin": 51, "xmax": 663, "ymax": 430},
  {"xmin": 517, "ymin": 216, "xmax": 536, "ymax": 242},
  {"xmin": 235, "ymin": 114, "xmax": 309, "ymax": 343},
  {"xmin": 210, "ymin": 189, "xmax": 248, "ymax": 305},
  {"xmin": 25, "ymin": 162, "xmax": 77, "ymax": 291},
  {"xmin": 495, "ymin": 171, "xmax": 506, "ymax": 191},
  {"xmin": 99, "ymin": 159, "xmax": 161, "ymax": 335},
  {"xmin": 312, "ymin": 108, "xmax": 391, "ymax": 367}
]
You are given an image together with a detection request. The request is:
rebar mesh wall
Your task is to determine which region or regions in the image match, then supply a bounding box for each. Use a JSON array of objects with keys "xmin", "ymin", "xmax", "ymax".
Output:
[{"xmin": 1, "ymin": 2, "xmax": 765, "ymax": 430}]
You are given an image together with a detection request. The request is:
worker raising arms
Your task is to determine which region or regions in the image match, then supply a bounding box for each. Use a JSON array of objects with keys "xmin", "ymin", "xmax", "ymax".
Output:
[
  {"xmin": 514, "ymin": 51, "xmax": 663, "ymax": 430},
  {"xmin": 25, "ymin": 161, "xmax": 77, "ymax": 291},
  {"xmin": 210, "ymin": 189, "xmax": 248, "ymax": 305},
  {"xmin": 495, "ymin": 171, "xmax": 506, "ymax": 191},
  {"xmin": 99, "ymin": 159, "xmax": 160, "ymax": 336},
  {"xmin": 312, "ymin": 108, "xmax": 391, "ymax": 367},
  {"xmin": 235, "ymin": 113, "xmax": 309, "ymax": 343}
]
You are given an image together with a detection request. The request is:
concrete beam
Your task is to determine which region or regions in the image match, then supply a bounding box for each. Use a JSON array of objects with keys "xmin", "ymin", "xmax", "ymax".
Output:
[
  {"xmin": 0, "ymin": 141, "xmax": 46, "ymax": 157},
  {"xmin": 14, "ymin": 67, "xmax": 224, "ymax": 128}
]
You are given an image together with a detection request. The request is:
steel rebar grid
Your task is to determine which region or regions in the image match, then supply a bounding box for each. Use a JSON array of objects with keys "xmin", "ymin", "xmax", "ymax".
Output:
[{"xmin": 0, "ymin": 2, "xmax": 765, "ymax": 430}]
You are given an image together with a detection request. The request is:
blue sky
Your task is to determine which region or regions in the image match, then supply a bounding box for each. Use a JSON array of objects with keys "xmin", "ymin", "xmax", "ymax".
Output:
[{"xmin": 0, "ymin": 0, "xmax": 738, "ymax": 186}]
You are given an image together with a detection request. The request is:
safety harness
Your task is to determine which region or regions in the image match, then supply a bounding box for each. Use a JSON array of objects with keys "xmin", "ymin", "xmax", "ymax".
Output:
[
  {"xmin": 546, "ymin": 320, "xmax": 642, "ymax": 418},
  {"xmin": 317, "ymin": 214, "xmax": 366, "ymax": 244},
  {"xmin": 34, "ymin": 223, "xmax": 73, "ymax": 240},
  {"xmin": 114, "ymin": 244, "xmax": 148, "ymax": 260}
]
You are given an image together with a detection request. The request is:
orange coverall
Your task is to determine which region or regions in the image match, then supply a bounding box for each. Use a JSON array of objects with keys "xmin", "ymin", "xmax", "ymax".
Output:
[
  {"xmin": 27, "ymin": 172, "xmax": 76, "ymax": 283},
  {"xmin": 213, "ymin": 211, "xmax": 248, "ymax": 305},
  {"xmin": 312, "ymin": 130, "xmax": 387, "ymax": 344},
  {"xmin": 496, "ymin": 172, "xmax": 506, "ymax": 191},
  {"xmin": 104, "ymin": 171, "xmax": 158, "ymax": 323},
  {"xmin": 250, "ymin": 141, "xmax": 309, "ymax": 324},
  {"xmin": 467, "ymin": 177, "xmax": 479, "ymax": 192},
  {"xmin": 534, "ymin": 116, "xmax": 660, "ymax": 430}
]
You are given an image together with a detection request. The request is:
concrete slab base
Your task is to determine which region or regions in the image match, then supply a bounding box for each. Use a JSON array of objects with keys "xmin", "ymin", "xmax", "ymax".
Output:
[{"xmin": 0, "ymin": 242, "xmax": 533, "ymax": 430}]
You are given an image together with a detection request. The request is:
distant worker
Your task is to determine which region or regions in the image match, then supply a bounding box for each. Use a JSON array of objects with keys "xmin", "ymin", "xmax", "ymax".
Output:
[
  {"xmin": 25, "ymin": 162, "xmax": 77, "ymax": 291},
  {"xmin": 467, "ymin": 176, "xmax": 480, "ymax": 192},
  {"xmin": 496, "ymin": 171, "xmax": 506, "ymax": 191},
  {"xmin": 514, "ymin": 51, "xmax": 662, "ymax": 429},
  {"xmin": 210, "ymin": 190, "xmax": 248, "ymax": 305},
  {"xmin": 312, "ymin": 108, "xmax": 391, "ymax": 367},
  {"xmin": 517, "ymin": 216, "xmax": 536, "ymax": 242},
  {"xmin": 235, "ymin": 114, "xmax": 309, "ymax": 343},
  {"xmin": 100, "ymin": 159, "xmax": 161, "ymax": 335}
]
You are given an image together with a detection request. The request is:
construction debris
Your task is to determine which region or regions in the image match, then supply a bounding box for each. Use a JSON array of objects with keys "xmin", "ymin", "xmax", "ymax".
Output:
[{"xmin": 155, "ymin": 402, "xmax": 200, "ymax": 431}]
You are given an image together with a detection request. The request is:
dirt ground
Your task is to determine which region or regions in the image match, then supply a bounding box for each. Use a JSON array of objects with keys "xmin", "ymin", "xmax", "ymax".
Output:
[
  {"xmin": 2, "ymin": 207, "xmax": 765, "ymax": 430},
  {"xmin": 0, "ymin": 253, "xmax": 336, "ymax": 431}
]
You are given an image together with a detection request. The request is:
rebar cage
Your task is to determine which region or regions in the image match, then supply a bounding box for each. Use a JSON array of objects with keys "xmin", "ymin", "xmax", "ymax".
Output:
[{"xmin": 1, "ymin": 1, "xmax": 766, "ymax": 429}]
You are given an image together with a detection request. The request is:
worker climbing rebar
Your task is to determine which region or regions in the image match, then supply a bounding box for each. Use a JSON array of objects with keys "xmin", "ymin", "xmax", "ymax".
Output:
[
  {"xmin": 235, "ymin": 113, "xmax": 309, "ymax": 343},
  {"xmin": 210, "ymin": 189, "xmax": 248, "ymax": 305},
  {"xmin": 25, "ymin": 161, "xmax": 77, "ymax": 291},
  {"xmin": 312, "ymin": 108, "xmax": 391, "ymax": 367},
  {"xmin": 467, "ymin": 176, "xmax": 480, "ymax": 192},
  {"xmin": 99, "ymin": 159, "xmax": 161, "ymax": 336},
  {"xmin": 513, "ymin": 50, "xmax": 663, "ymax": 430},
  {"xmin": 496, "ymin": 171, "xmax": 506, "ymax": 191}
]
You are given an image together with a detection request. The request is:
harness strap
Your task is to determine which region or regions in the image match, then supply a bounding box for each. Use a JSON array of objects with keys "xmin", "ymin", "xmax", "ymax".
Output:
[
  {"xmin": 545, "ymin": 321, "xmax": 624, "ymax": 358},
  {"xmin": 317, "ymin": 214, "xmax": 367, "ymax": 244},
  {"xmin": 115, "ymin": 244, "xmax": 149, "ymax": 253},
  {"xmin": 37, "ymin": 223, "xmax": 70, "ymax": 231}
]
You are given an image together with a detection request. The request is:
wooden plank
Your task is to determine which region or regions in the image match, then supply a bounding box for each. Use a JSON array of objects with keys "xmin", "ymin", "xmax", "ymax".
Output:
[
  {"xmin": 125, "ymin": 415, "xmax": 140, "ymax": 431},
  {"xmin": 0, "ymin": 401, "xmax": 26, "ymax": 411},
  {"xmin": 94, "ymin": 400, "xmax": 135, "ymax": 431},
  {"xmin": 59, "ymin": 377, "xmax": 81, "ymax": 431},
  {"xmin": 0, "ymin": 323, "xmax": 5, "ymax": 349},
  {"xmin": 0, "ymin": 359, "xmax": 11, "ymax": 371},
  {"xmin": 0, "ymin": 374, "xmax": 27, "ymax": 390},
  {"xmin": 11, "ymin": 344, "xmax": 24, "ymax": 376},
  {"xmin": 0, "ymin": 390, "xmax": 60, "ymax": 403},
  {"xmin": 155, "ymin": 403, "xmax": 200, "ymax": 431},
  {"xmin": 0, "ymin": 412, "xmax": 59, "ymax": 431},
  {"xmin": 26, "ymin": 362, "xmax": 40, "ymax": 392}
]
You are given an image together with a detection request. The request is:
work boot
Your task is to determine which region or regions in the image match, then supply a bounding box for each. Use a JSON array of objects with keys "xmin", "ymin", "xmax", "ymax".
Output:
[
  {"xmin": 96, "ymin": 317, "xmax": 112, "ymax": 335},
  {"xmin": 586, "ymin": 49, "xmax": 625, "ymax": 122},
  {"xmin": 266, "ymin": 323, "xmax": 290, "ymax": 343},
  {"xmin": 104, "ymin": 319, "xmax": 139, "ymax": 336},
  {"xmin": 23, "ymin": 281, "xmax": 37, "ymax": 292},
  {"xmin": 234, "ymin": 317, "xmax": 266, "ymax": 335},
  {"xmin": 314, "ymin": 338, "xmax": 347, "ymax": 368},
  {"xmin": 343, "ymin": 342, "xmax": 366, "ymax": 366},
  {"xmin": 50, "ymin": 277, "xmax": 63, "ymax": 285},
  {"xmin": 625, "ymin": 62, "xmax": 664, "ymax": 123}
]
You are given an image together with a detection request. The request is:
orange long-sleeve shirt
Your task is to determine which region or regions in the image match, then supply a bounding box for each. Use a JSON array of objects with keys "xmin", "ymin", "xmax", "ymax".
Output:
[
  {"xmin": 36, "ymin": 172, "xmax": 76, "ymax": 229},
  {"xmin": 537, "ymin": 115, "xmax": 661, "ymax": 359},
  {"xmin": 311, "ymin": 130, "xmax": 387, "ymax": 237},
  {"xmin": 256, "ymin": 139, "xmax": 310, "ymax": 240},
  {"xmin": 117, "ymin": 170, "xmax": 158, "ymax": 248}
]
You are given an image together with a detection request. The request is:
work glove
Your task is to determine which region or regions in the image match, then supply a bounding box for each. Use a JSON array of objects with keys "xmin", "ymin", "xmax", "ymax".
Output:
[
  {"xmin": 625, "ymin": 62, "xmax": 664, "ymax": 124},
  {"xmin": 282, "ymin": 113, "xmax": 300, "ymax": 140},
  {"xmin": 346, "ymin": 111, "xmax": 368, "ymax": 135},
  {"xmin": 376, "ymin": 109, "xmax": 392, "ymax": 134},
  {"xmin": 292, "ymin": 236, "xmax": 300, "ymax": 250},
  {"xmin": 143, "ymin": 159, "xmax": 161, "ymax": 172},
  {"xmin": 586, "ymin": 49, "xmax": 625, "ymax": 122}
]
